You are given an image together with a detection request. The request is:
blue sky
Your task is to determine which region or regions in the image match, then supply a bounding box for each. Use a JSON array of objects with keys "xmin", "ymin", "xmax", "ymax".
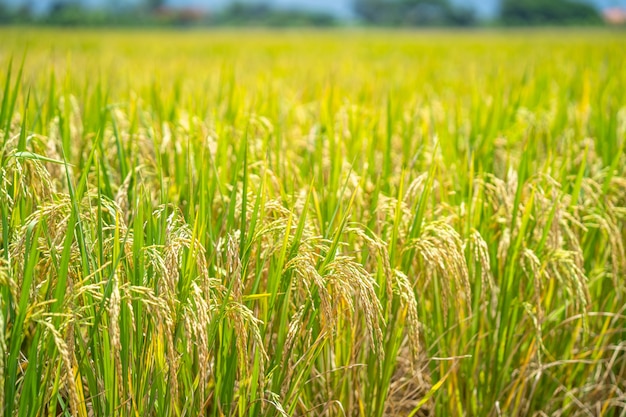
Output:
[{"xmin": 6, "ymin": 0, "xmax": 626, "ymax": 18}]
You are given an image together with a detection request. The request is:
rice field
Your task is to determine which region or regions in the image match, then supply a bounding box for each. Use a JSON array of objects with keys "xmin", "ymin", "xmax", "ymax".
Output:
[{"xmin": 0, "ymin": 28, "xmax": 625, "ymax": 416}]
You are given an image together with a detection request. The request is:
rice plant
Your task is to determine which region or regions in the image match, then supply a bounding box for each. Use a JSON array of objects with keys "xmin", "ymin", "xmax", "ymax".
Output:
[{"xmin": 0, "ymin": 28, "xmax": 625, "ymax": 416}]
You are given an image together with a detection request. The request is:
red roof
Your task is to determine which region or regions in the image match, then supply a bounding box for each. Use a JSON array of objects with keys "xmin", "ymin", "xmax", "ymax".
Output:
[{"xmin": 603, "ymin": 7, "xmax": 626, "ymax": 25}]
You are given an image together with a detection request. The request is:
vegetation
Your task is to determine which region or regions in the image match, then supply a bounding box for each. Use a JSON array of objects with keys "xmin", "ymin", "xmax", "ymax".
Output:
[
  {"xmin": 213, "ymin": 4, "xmax": 337, "ymax": 28},
  {"xmin": 0, "ymin": 0, "xmax": 338, "ymax": 28},
  {"xmin": 353, "ymin": 0, "xmax": 477, "ymax": 26},
  {"xmin": 500, "ymin": 0, "xmax": 602, "ymax": 25},
  {"xmin": 0, "ymin": 0, "xmax": 610, "ymax": 27},
  {"xmin": 0, "ymin": 29, "xmax": 625, "ymax": 416}
]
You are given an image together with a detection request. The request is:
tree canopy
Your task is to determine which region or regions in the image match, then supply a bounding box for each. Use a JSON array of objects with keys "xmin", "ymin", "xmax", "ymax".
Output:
[
  {"xmin": 353, "ymin": 0, "xmax": 476, "ymax": 26},
  {"xmin": 500, "ymin": 0, "xmax": 601, "ymax": 25}
]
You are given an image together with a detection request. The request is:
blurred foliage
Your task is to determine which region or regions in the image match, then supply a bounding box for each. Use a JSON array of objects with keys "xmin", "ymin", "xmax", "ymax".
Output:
[
  {"xmin": 0, "ymin": 0, "xmax": 337, "ymax": 27},
  {"xmin": 46, "ymin": 1, "xmax": 108, "ymax": 26},
  {"xmin": 146, "ymin": 0, "xmax": 165, "ymax": 11},
  {"xmin": 211, "ymin": 3, "xmax": 338, "ymax": 27},
  {"xmin": 353, "ymin": 0, "xmax": 477, "ymax": 26},
  {"xmin": 500, "ymin": 0, "xmax": 602, "ymax": 25},
  {"xmin": 0, "ymin": 0, "xmax": 610, "ymax": 27}
]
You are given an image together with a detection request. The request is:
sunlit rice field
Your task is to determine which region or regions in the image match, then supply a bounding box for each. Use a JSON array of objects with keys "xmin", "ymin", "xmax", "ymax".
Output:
[{"xmin": 0, "ymin": 28, "xmax": 625, "ymax": 416}]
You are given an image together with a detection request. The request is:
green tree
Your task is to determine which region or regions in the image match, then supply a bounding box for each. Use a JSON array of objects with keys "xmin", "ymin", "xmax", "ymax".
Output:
[
  {"xmin": 0, "ymin": 0, "xmax": 10, "ymax": 23},
  {"xmin": 47, "ymin": 1, "xmax": 85, "ymax": 25},
  {"xmin": 0, "ymin": 0, "xmax": 31, "ymax": 23},
  {"xmin": 353, "ymin": 0, "xmax": 475, "ymax": 26},
  {"xmin": 146, "ymin": 0, "xmax": 165, "ymax": 12},
  {"xmin": 500, "ymin": 0, "xmax": 601, "ymax": 25},
  {"xmin": 212, "ymin": 3, "xmax": 337, "ymax": 27}
]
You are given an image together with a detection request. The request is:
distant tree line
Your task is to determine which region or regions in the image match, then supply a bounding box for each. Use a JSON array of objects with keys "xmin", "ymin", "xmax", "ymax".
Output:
[
  {"xmin": 0, "ymin": 0, "xmax": 339, "ymax": 27},
  {"xmin": 353, "ymin": 0, "xmax": 603, "ymax": 26},
  {"xmin": 354, "ymin": 0, "xmax": 476, "ymax": 26},
  {"xmin": 0, "ymin": 0, "xmax": 610, "ymax": 27},
  {"xmin": 499, "ymin": 0, "xmax": 602, "ymax": 25},
  {"xmin": 211, "ymin": 3, "xmax": 338, "ymax": 27}
]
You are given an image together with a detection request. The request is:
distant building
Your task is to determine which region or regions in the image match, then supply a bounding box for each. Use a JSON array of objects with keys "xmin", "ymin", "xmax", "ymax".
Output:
[
  {"xmin": 603, "ymin": 7, "xmax": 626, "ymax": 25},
  {"xmin": 154, "ymin": 6, "xmax": 207, "ymax": 24}
]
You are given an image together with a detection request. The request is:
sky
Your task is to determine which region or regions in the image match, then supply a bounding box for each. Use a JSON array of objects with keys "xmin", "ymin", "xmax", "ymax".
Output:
[{"xmin": 6, "ymin": 0, "xmax": 626, "ymax": 18}]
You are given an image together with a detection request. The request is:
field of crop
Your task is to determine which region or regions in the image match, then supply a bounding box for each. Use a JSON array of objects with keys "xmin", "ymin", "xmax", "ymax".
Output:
[{"xmin": 0, "ymin": 28, "xmax": 625, "ymax": 416}]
